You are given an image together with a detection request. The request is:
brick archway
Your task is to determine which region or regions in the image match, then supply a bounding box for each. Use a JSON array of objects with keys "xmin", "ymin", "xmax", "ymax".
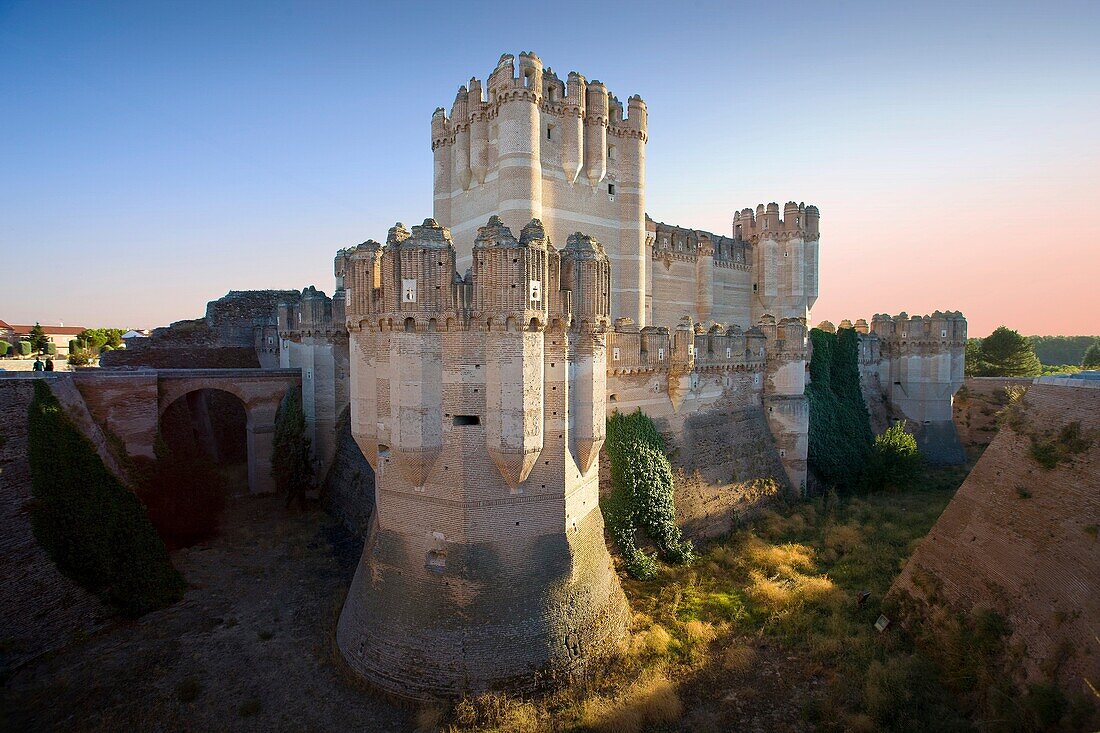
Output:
[{"xmin": 156, "ymin": 369, "xmax": 301, "ymax": 495}]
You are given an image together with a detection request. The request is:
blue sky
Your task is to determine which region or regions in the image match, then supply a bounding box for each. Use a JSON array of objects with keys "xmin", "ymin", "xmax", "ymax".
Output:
[{"xmin": 2, "ymin": 0, "xmax": 1098, "ymax": 335}]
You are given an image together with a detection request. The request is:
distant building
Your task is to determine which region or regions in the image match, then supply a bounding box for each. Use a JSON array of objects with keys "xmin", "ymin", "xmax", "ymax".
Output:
[
  {"xmin": 4, "ymin": 323, "xmax": 87, "ymax": 355},
  {"xmin": 121, "ymin": 329, "xmax": 149, "ymax": 341}
]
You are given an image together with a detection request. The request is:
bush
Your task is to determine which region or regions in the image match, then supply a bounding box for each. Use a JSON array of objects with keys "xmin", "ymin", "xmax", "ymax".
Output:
[
  {"xmin": 18, "ymin": 340, "xmax": 31, "ymax": 356},
  {"xmin": 67, "ymin": 350, "xmax": 90, "ymax": 366},
  {"xmin": 604, "ymin": 410, "xmax": 694, "ymax": 578},
  {"xmin": 1029, "ymin": 421, "xmax": 1091, "ymax": 470},
  {"xmin": 862, "ymin": 422, "xmax": 922, "ymax": 491},
  {"xmin": 1, "ymin": 342, "xmax": 11, "ymax": 357},
  {"xmin": 46, "ymin": 342, "xmax": 56, "ymax": 355},
  {"xmin": 805, "ymin": 328, "xmax": 874, "ymax": 490},
  {"xmin": 27, "ymin": 380, "xmax": 185, "ymax": 616}
]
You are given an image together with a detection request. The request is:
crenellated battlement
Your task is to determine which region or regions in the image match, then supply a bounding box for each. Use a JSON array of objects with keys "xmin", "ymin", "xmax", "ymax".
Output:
[
  {"xmin": 277, "ymin": 285, "xmax": 346, "ymax": 339},
  {"xmin": 647, "ymin": 216, "xmax": 750, "ymax": 267},
  {"xmin": 733, "ymin": 201, "xmax": 820, "ymax": 243},
  {"xmin": 869, "ymin": 311, "xmax": 968, "ymax": 345},
  {"xmin": 344, "ymin": 217, "xmax": 611, "ymax": 336}
]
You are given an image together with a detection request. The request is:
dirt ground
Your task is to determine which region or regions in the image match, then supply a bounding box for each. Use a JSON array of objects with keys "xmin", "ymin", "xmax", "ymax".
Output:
[
  {"xmin": 2, "ymin": 497, "xmax": 834, "ymax": 732},
  {"xmin": 2, "ymin": 497, "xmax": 411, "ymax": 732}
]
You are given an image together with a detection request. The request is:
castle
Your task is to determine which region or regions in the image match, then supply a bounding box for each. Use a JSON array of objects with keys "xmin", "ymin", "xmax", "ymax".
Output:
[{"xmin": 270, "ymin": 52, "xmax": 965, "ymax": 697}]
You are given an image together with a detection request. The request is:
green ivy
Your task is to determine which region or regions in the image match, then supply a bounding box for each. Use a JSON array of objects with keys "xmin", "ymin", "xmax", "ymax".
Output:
[
  {"xmin": 27, "ymin": 380, "xmax": 185, "ymax": 616},
  {"xmin": 805, "ymin": 328, "xmax": 874, "ymax": 491},
  {"xmin": 603, "ymin": 409, "xmax": 694, "ymax": 579}
]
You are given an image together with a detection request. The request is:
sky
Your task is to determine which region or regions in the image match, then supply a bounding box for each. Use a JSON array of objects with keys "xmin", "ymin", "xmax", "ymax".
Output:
[{"xmin": 1, "ymin": 0, "xmax": 1097, "ymax": 337}]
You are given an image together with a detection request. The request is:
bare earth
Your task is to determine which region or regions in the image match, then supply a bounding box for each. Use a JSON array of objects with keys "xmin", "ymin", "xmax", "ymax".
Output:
[{"xmin": 2, "ymin": 497, "xmax": 410, "ymax": 732}]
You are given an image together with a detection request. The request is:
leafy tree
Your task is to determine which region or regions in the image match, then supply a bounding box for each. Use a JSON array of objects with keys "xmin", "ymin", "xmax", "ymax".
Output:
[
  {"xmin": 1029, "ymin": 335, "xmax": 1099, "ymax": 366},
  {"xmin": 1083, "ymin": 343, "xmax": 1100, "ymax": 368},
  {"xmin": 975, "ymin": 327, "xmax": 1042, "ymax": 377},
  {"xmin": 29, "ymin": 323, "xmax": 49, "ymax": 353},
  {"xmin": 862, "ymin": 422, "xmax": 922, "ymax": 491},
  {"xmin": 77, "ymin": 328, "xmax": 126, "ymax": 353}
]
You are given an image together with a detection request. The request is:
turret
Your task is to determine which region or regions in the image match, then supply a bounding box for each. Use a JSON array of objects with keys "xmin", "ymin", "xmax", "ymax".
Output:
[
  {"xmin": 584, "ymin": 81, "xmax": 608, "ymax": 186},
  {"xmin": 468, "ymin": 78, "xmax": 488, "ymax": 185},
  {"xmin": 451, "ymin": 86, "xmax": 471, "ymax": 192},
  {"xmin": 561, "ymin": 72, "xmax": 586, "ymax": 184},
  {"xmin": 560, "ymin": 232, "xmax": 611, "ymax": 327},
  {"xmin": 626, "ymin": 94, "xmax": 647, "ymax": 136}
]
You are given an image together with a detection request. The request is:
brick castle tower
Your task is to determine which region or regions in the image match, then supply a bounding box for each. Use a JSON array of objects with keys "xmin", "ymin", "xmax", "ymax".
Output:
[{"xmin": 336, "ymin": 217, "xmax": 629, "ymax": 698}]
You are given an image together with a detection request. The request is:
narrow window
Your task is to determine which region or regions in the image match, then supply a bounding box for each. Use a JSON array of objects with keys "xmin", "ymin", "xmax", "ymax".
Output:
[
  {"xmin": 607, "ymin": 144, "xmax": 615, "ymax": 160},
  {"xmin": 546, "ymin": 124, "xmax": 554, "ymax": 141},
  {"xmin": 608, "ymin": 183, "xmax": 616, "ymax": 195},
  {"xmin": 612, "ymin": 347, "xmax": 621, "ymax": 361},
  {"xmin": 658, "ymin": 347, "xmax": 665, "ymax": 361}
]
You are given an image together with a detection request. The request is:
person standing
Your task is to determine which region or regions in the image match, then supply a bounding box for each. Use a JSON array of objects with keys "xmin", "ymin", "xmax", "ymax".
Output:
[
  {"xmin": 32, "ymin": 357, "xmax": 44, "ymax": 372},
  {"xmin": 44, "ymin": 358, "xmax": 54, "ymax": 372}
]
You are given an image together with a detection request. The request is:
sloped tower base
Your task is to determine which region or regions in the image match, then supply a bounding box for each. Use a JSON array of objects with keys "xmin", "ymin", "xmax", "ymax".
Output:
[{"xmin": 336, "ymin": 509, "xmax": 629, "ymax": 699}]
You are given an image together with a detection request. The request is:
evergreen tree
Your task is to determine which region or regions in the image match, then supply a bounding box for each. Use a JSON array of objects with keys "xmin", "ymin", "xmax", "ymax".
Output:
[
  {"xmin": 965, "ymin": 338, "xmax": 988, "ymax": 377},
  {"xmin": 978, "ymin": 326, "xmax": 1042, "ymax": 377},
  {"xmin": 29, "ymin": 322, "xmax": 49, "ymax": 353},
  {"xmin": 1083, "ymin": 343, "xmax": 1100, "ymax": 368}
]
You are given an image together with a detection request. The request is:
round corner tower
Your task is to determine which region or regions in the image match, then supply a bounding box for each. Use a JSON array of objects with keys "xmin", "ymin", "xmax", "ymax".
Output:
[{"xmin": 337, "ymin": 216, "xmax": 628, "ymax": 699}]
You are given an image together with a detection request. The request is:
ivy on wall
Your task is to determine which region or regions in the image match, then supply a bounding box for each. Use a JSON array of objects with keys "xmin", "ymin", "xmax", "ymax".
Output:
[
  {"xmin": 27, "ymin": 380, "xmax": 185, "ymax": 616},
  {"xmin": 805, "ymin": 328, "xmax": 875, "ymax": 491},
  {"xmin": 603, "ymin": 409, "xmax": 694, "ymax": 579}
]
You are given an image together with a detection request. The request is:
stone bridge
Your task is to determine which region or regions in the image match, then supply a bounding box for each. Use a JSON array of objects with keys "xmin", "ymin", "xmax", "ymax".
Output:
[{"xmin": 54, "ymin": 368, "xmax": 301, "ymax": 495}]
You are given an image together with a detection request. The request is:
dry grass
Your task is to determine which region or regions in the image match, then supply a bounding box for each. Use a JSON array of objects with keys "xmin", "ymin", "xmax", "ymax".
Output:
[
  {"xmin": 629, "ymin": 623, "xmax": 673, "ymax": 658},
  {"xmin": 443, "ymin": 692, "xmax": 548, "ymax": 733},
  {"xmin": 721, "ymin": 642, "xmax": 757, "ymax": 673},
  {"xmin": 824, "ymin": 523, "xmax": 862, "ymax": 554},
  {"xmin": 742, "ymin": 536, "xmax": 815, "ymax": 576},
  {"xmin": 580, "ymin": 673, "xmax": 682, "ymax": 733}
]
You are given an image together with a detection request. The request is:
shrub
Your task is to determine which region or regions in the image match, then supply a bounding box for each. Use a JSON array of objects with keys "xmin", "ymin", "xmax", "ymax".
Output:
[
  {"xmin": 27, "ymin": 380, "xmax": 185, "ymax": 616},
  {"xmin": 46, "ymin": 342, "xmax": 56, "ymax": 355},
  {"xmin": 1029, "ymin": 421, "xmax": 1091, "ymax": 470},
  {"xmin": 19, "ymin": 340, "xmax": 31, "ymax": 356},
  {"xmin": 805, "ymin": 328, "xmax": 874, "ymax": 491},
  {"xmin": 1, "ymin": 342, "xmax": 11, "ymax": 357},
  {"xmin": 862, "ymin": 422, "xmax": 922, "ymax": 491},
  {"xmin": 67, "ymin": 350, "xmax": 90, "ymax": 366}
]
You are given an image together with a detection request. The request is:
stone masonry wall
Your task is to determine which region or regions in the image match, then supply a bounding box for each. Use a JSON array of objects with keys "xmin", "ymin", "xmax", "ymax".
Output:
[
  {"xmin": 322, "ymin": 409, "xmax": 375, "ymax": 538},
  {"xmin": 890, "ymin": 379, "xmax": 1099, "ymax": 710},
  {"xmin": 0, "ymin": 380, "xmax": 107, "ymax": 676}
]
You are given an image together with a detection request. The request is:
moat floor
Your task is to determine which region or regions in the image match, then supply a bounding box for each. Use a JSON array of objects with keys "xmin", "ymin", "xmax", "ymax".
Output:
[
  {"xmin": 2, "ymin": 497, "xmax": 410, "ymax": 732},
  {"xmin": 3, "ymin": 497, "xmax": 830, "ymax": 732}
]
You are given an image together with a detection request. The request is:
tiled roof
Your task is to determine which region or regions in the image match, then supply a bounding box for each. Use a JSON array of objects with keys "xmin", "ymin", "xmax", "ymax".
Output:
[{"xmin": 7, "ymin": 324, "xmax": 88, "ymax": 336}]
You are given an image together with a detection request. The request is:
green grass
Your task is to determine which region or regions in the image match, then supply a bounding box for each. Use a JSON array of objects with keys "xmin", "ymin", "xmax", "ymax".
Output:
[{"xmin": 621, "ymin": 467, "xmax": 976, "ymax": 730}]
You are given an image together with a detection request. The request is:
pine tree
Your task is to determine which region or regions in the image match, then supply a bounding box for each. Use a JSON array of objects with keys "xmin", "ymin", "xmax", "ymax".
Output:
[
  {"xmin": 978, "ymin": 326, "xmax": 1042, "ymax": 377},
  {"xmin": 1082, "ymin": 343, "xmax": 1100, "ymax": 368},
  {"xmin": 29, "ymin": 323, "xmax": 50, "ymax": 353}
]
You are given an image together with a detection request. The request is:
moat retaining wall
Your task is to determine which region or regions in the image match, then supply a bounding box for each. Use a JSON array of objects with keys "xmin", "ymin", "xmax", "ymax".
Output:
[{"xmin": 890, "ymin": 378, "xmax": 1099, "ymax": 711}]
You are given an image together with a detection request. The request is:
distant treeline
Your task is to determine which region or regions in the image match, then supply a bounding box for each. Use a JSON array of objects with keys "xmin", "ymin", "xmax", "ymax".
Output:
[{"xmin": 1028, "ymin": 335, "xmax": 1099, "ymax": 366}]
